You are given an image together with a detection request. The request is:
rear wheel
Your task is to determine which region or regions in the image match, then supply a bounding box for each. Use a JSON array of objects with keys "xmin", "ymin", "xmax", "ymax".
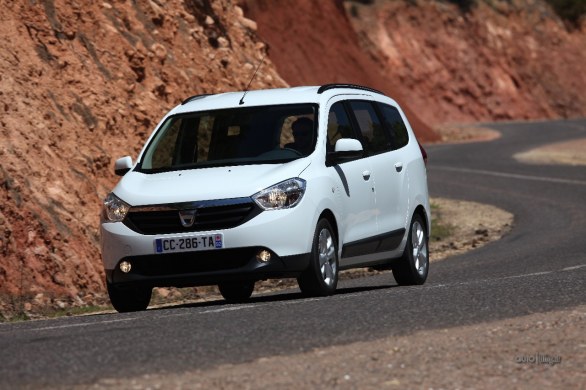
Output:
[
  {"xmin": 107, "ymin": 281, "xmax": 152, "ymax": 313},
  {"xmin": 218, "ymin": 281, "xmax": 255, "ymax": 303},
  {"xmin": 392, "ymin": 214, "xmax": 429, "ymax": 285},
  {"xmin": 297, "ymin": 219, "xmax": 338, "ymax": 296}
]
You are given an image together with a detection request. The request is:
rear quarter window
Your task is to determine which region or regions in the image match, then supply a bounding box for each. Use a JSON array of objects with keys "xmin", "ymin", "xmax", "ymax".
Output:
[{"xmin": 378, "ymin": 103, "xmax": 409, "ymax": 150}]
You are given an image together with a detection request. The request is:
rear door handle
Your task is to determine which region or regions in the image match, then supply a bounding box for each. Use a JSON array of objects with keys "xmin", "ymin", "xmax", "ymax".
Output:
[
  {"xmin": 362, "ymin": 170, "xmax": 371, "ymax": 181},
  {"xmin": 394, "ymin": 162, "xmax": 403, "ymax": 172}
]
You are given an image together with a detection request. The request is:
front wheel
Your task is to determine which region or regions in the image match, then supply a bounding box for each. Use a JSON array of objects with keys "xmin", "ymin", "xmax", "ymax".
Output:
[
  {"xmin": 107, "ymin": 281, "xmax": 152, "ymax": 313},
  {"xmin": 297, "ymin": 219, "xmax": 339, "ymax": 296},
  {"xmin": 218, "ymin": 281, "xmax": 255, "ymax": 303},
  {"xmin": 392, "ymin": 214, "xmax": 429, "ymax": 285}
]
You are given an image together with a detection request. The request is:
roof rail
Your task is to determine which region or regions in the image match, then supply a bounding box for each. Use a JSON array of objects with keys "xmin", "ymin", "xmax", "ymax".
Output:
[
  {"xmin": 181, "ymin": 93, "xmax": 214, "ymax": 105},
  {"xmin": 317, "ymin": 84, "xmax": 385, "ymax": 95}
]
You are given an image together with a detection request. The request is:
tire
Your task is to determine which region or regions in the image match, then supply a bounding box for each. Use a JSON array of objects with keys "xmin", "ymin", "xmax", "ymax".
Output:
[
  {"xmin": 392, "ymin": 214, "xmax": 429, "ymax": 286},
  {"xmin": 107, "ymin": 281, "xmax": 152, "ymax": 313},
  {"xmin": 218, "ymin": 281, "xmax": 255, "ymax": 303},
  {"xmin": 297, "ymin": 219, "xmax": 339, "ymax": 296}
]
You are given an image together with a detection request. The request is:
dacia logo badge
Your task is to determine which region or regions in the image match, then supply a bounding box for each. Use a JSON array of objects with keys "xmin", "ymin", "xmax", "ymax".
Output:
[{"xmin": 179, "ymin": 210, "xmax": 197, "ymax": 228}]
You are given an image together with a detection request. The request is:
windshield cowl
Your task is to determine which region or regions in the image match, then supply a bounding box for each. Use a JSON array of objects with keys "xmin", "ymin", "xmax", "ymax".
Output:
[{"xmin": 135, "ymin": 156, "xmax": 308, "ymax": 174}]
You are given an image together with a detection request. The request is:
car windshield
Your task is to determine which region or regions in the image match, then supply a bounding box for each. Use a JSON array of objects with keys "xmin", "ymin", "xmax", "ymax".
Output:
[{"xmin": 137, "ymin": 103, "xmax": 318, "ymax": 173}]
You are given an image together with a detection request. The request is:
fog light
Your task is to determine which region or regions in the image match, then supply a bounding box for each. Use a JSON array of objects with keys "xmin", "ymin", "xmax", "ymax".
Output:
[
  {"xmin": 119, "ymin": 261, "xmax": 132, "ymax": 273},
  {"xmin": 256, "ymin": 250, "xmax": 271, "ymax": 263}
]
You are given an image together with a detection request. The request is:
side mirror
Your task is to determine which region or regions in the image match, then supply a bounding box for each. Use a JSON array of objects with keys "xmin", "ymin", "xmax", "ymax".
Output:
[
  {"xmin": 327, "ymin": 138, "xmax": 363, "ymax": 165},
  {"xmin": 114, "ymin": 156, "xmax": 133, "ymax": 176}
]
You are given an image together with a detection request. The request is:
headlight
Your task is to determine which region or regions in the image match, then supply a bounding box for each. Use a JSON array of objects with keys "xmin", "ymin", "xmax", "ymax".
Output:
[
  {"xmin": 253, "ymin": 178, "xmax": 306, "ymax": 210},
  {"xmin": 103, "ymin": 193, "xmax": 130, "ymax": 222}
]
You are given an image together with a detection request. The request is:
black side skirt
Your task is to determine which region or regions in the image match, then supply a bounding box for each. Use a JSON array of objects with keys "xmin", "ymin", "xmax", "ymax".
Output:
[{"xmin": 341, "ymin": 228, "xmax": 406, "ymax": 259}]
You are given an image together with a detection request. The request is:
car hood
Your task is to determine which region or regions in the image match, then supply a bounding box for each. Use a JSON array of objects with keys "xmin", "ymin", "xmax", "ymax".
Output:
[{"xmin": 113, "ymin": 159, "xmax": 311, "ymax": 206}]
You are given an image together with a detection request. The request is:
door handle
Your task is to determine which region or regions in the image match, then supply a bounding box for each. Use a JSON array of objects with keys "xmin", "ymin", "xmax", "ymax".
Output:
[
  {"xmin": 394, "ymin": 162, "xmax": 403, "ymax": 172},
  {"xmin": 362, "ymin": 170, "xmax": 371, "ymax": 181}
]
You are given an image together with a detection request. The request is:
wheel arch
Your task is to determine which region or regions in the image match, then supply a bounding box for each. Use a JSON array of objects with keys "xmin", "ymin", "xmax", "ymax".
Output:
[
  {"xmin": 318, "ymin": 209, "xmax": 339, "ymax": 245},
  {"xmin": 413, "ymin": 204, "xmax": 430, "ymax": 237}
]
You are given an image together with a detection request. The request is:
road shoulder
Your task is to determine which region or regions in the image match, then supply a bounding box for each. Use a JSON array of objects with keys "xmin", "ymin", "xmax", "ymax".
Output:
[{"xmin": 81, "ymin": 305, "xmax": 585, "ymax": 389}]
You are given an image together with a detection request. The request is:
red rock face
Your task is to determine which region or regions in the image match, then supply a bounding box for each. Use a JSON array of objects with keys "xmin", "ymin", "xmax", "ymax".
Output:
[
  {"xmin": 246, "ymin": 1, "xmax": 586, "ymax": 128},
  {"xmin": 344, "ymin": 0, "xmax": 586, "ymax": 125},
  {"xmin": 0, "ymin": 0, "xmax": 285, "ymax": 314}
]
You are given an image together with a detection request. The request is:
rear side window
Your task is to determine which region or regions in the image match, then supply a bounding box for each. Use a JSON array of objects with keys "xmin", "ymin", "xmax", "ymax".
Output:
[
  {"xmin": 348, "ymin": 101, "xmax": 391, "ymax": 155},
  {"xmin": 378, "ymin": 103, "xmax": 409, "ymax": 150}
]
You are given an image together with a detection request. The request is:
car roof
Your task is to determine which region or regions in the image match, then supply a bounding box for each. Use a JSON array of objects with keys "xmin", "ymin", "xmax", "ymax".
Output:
[{"xmin": 171, "ymin": 85, "xmax": 393, "ymax": 115}]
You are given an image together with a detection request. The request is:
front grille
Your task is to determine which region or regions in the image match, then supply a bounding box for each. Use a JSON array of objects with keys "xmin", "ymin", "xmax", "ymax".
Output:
[
  {"xmin": 121, "ymin": 248, "xmax": 257, "ymax": 276},
  {"xmin": 124, "ymin": 200, "xmax": 261, "ymax": 235}
]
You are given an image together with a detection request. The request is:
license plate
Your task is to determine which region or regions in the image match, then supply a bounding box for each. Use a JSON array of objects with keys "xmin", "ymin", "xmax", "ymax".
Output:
[{"xmin": 154, "ymin": 233, "xmax": 224, "ymax": 254}]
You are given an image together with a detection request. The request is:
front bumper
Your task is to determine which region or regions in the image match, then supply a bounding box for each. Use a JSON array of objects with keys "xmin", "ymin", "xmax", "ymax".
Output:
[
  {"xmin": 106, "ymin": 248, "xmax": 311, "ymax": 287},
  {"xmin": 101, "ymin": 199, "xmax": 319, "ymax": 288}
]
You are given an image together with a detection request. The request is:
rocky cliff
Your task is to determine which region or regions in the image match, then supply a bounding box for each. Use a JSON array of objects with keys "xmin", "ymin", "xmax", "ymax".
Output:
[
  {"xmin": 0, "ymin": 0, "xmax": 284, "ymax": 315},
  {"xmin": 245, "ymin": 0, "xmax": 586, "ymax": 126}
]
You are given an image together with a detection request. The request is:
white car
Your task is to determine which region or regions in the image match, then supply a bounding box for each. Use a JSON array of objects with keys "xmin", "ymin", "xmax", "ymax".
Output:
[{"xmin": 101, "ymin": 84, "xmax": 430, "ymax": 312}]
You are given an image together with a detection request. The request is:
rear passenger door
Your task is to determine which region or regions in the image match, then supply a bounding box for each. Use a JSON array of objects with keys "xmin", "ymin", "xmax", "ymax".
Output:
[
  {"xmin": 326, "ymin": 101, "xmax": 378, "ymax": 249},
  {"xmin": 347, "ymin": 101, "xmax": 406, "ymax": 247},
  {"xmin": 373, "ymin": 102, "xmax": 411, "ymax": 239}
]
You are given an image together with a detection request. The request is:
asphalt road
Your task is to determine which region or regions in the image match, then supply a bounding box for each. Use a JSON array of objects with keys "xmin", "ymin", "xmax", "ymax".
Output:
[{"xmin": 1, "ymin": 119, "xmax": 585, "ymax": 388}]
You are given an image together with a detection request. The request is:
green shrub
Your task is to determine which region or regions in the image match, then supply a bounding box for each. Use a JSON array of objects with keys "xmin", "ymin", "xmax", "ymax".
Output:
[
  {"xmin": 545, "ymin": 0, "xmax": 586, "ymax": 28},
  {"xmin": 440, "ymin": 0, "xmax": 585, "ymax": 26},
  {"xmin": 446, "ymin": 0, "xmax": 478, "ymax": 13}
]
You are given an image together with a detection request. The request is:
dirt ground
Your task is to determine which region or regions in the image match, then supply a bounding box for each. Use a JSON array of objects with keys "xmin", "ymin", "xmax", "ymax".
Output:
[
  {"xmin": 433, "ymin": 124, "xmax": 502, "ymax": 144},
  {"xmin": 514, "ymin": 138, "xmax": 586, "ymax": 166},
  {"xmin": 82, "ymin": 305, "xmax": 585, "ymax": 389},
  {"xmin": 428, "ymin": 197, "xmax": 512, "ymax": 261}
]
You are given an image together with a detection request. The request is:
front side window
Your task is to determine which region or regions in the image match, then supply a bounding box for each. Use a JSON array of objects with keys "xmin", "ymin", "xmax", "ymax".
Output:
[
  {"xmin": 348, "ymin": 101, "xmax": 391, "ymax": 155},
  {"xmin": 138, "ymin": 104, "xmax": 317, "ymax": 173},
  {"xmin": 326, "ymin": 101, "xmax": 355, "ymax": 150}
]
